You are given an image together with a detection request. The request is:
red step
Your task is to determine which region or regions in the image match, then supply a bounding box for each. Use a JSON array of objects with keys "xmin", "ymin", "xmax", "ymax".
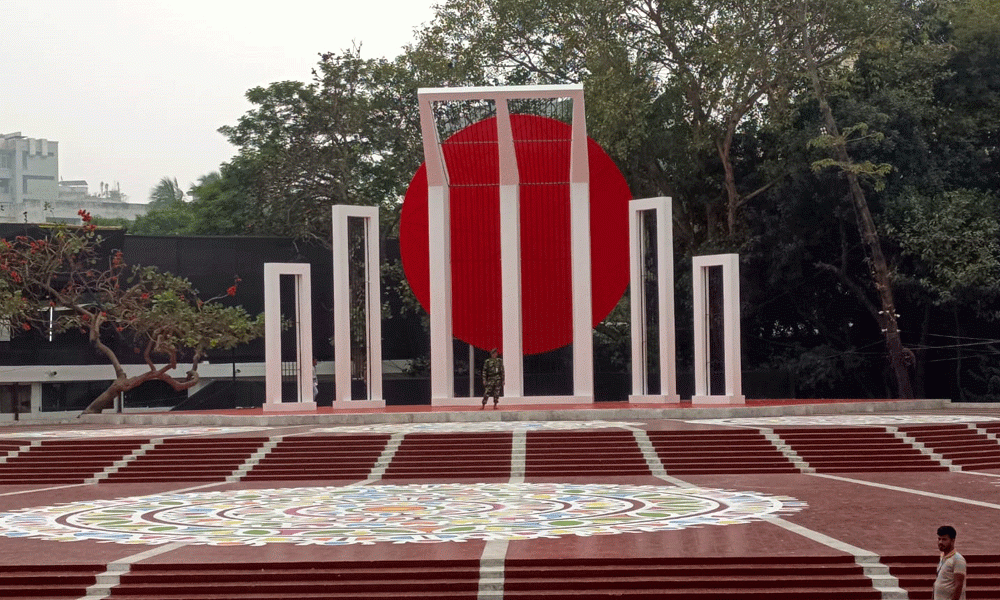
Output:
[
  {"xmin": 0, "ymin": 564, "xmax": 105, "ymax": 599},
  {"xmin": 883, "ymin": 554, "xmax": 1000, "ymax": 599}
]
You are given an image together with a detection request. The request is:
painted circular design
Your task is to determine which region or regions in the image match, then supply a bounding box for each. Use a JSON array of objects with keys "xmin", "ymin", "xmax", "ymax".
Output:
[
  {"xmin": 0, "ymin": 427, "xmax": 267, "ymax": 439},
  {"xmin": 400, "ymin": 114, "xmax": 632, "ymax": 354},
  {"xmin": 314, "ymin": 421, "xmax": 640, "ymax": 434},
  {"xmin": 685, "ymin": 415, "xmax": 1000, "ymax": 427},
  {"xmin": 0, "ymin": 483, "xmax": 805, "ymax": 546}
]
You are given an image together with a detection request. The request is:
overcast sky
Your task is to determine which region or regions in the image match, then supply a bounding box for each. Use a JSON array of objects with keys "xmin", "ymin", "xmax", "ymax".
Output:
[{"xmin": 3, "ymin": 0, "xmax": 437, "ymax": 203}]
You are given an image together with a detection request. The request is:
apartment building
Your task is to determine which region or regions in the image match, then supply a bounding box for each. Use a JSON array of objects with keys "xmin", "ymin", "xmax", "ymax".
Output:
[{"xmin": 0, "ymin": 132, "xmax": 146, "ymax": 223}]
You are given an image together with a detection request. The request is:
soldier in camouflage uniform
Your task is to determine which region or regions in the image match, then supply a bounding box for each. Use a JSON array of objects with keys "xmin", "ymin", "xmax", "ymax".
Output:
[{"xmin": 481, "ymin": 348, "xmax": 504, "ymax": 409}]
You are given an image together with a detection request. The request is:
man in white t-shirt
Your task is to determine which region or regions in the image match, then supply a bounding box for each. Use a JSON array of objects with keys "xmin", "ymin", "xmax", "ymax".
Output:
[{"xmin": 934, "ymin": 525, "xmax": 966, "ymax": 600}]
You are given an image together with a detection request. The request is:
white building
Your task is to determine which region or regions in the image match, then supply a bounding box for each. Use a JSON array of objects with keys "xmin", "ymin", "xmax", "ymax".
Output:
[{"xmin": 0, "ymin": 132, "xmax": 147, "ymax": 224}]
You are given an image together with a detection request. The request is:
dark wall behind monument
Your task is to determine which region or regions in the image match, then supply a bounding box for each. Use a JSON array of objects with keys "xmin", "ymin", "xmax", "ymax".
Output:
[{"xmin": 0, "ymin": 227, "xmax": 423, "ymax": 368}]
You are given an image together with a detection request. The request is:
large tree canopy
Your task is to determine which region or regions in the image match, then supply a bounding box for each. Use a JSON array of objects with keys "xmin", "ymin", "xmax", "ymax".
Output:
[{"xmin": 104, "ymin": 0, "xmax": 1000, "ymax": 401}]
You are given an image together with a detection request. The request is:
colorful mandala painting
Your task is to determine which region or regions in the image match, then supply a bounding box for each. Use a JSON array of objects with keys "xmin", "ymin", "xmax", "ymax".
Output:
[
  {"xmin": 686, "ymin": 415, "xmax": 1000, "ymax": 427},
  {"xmin": 0, "ymin": 427, "xmax": 267, "ymax": 439},
  {"xmin": 0, "ymin": 483, "xmax": 805, "ymax": 546},
  {"xmin": 314, "ymin": 421, "xmax": 641, "ymax": 434}
]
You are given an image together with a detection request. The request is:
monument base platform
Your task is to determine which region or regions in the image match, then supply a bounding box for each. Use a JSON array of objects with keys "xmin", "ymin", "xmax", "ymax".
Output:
[{"xmin": 59, "ymin": 398, "xmax": 954, "ymax": 427}]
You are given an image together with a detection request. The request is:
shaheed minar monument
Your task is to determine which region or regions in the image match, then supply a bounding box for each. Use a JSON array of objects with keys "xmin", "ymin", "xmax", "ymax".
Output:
[{"xmin": 262, "ymin": 85, "xmax": 744, "ymax": 411}]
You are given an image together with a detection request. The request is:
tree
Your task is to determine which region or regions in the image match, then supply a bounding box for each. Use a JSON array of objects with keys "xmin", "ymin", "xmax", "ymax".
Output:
[
  {"xmin": 185, "ymin": 171, "xmax": 256, "ymax": 235},
  {"xmin": 149, "ymin": 176, "xmax": 186, "ymax": 205},
  {"xmin": 216, "ymin": 51, "xmax": 393, "ymax": 245},
  {"xmin": 0, "ymin": 211, "xmax": 264, "ymax": 414},
  {"xmin": 128, "ymin": 176, "xmax": 196, "ymax": 235},
  {"xmin": 421, "ymin": 0, "xmax": 850, "ymax": 244},
  {"xmin": 213, "ymin": 44, "xmax": 486, "ymax": 245},
  {"xmin": 777, "ymin": 0, "xmax": 915, "ymax": 397}
]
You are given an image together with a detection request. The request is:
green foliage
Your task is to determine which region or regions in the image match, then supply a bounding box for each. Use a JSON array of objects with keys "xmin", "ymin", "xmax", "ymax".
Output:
[
  {"xmin": 74, "ymin": 0, "xmax": 997, "ymax": 401},
  {"xmin": 212, "ymin": 47, "xmax": 441, "ymax": 246},
  {"xmin": 185, "ymin": 171, "xmax": 256, "ymax": 235},
  {"xmin": 128, "ymin": 176, "xmax": 195, "ymax": 235},
  {"xmin": 0, "ymin": 277, "xmax": 27, "ymax": 326},
  {"xmin": 809, "ymin": 156, "xmax": 894, "ymax": 191},
  {"xmin": 884, "ymin": 188, "xmax": 1000, "ymax": 303}
]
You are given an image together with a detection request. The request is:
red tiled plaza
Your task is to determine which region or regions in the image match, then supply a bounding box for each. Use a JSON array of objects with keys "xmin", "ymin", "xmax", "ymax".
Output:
[{"xmin": 1, "ymin": 399, "xmax": 998, "ymax": 599}]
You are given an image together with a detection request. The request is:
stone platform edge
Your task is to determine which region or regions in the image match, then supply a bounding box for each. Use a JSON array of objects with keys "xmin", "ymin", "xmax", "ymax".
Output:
[{"xmin": 22, "ymin": 398, "xmax": 955, "ymax": 427}]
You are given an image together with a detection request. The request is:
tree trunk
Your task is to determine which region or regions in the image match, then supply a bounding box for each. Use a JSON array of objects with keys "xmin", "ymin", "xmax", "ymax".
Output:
[
  {"xmin": 80, "ymin": 379, "xmax": 127, "ymax": 415},
  {"xmin": 78, "ymin": 329, "xmax": 202, "ymax": 415},
  {"xmin": 79, "ymin": 367, "xmax": 202, "ymax": 416},
  {"xmin": 800, "ymin": 9, "xmax": 913, "ymax": 399},
  {"xmin": 717, "ymin": 129, "xmax": 741, "ymax": 240},
  {"xmin": 954, "ymin": 305, "xmax": 963, "ymax": 401},
  {"xmin": 915, "ymin": 303, "xmax": 930, "ymax": 399}
]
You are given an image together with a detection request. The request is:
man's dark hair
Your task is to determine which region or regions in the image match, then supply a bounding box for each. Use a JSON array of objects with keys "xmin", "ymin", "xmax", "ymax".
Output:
[{"xmin": 937, "ymin": 525, "xmax": 957, "ymax": 539}]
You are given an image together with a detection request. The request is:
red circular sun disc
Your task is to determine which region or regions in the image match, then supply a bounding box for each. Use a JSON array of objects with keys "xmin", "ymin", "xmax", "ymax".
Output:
[{"xmin": 399, "ymin": 114, "xmax": 631, "ymax": 355}]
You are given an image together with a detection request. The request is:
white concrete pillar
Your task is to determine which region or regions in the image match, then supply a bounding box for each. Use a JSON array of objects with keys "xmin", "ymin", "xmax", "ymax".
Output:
[
  {"xmin": 628, "ymin": 197, "xmax": 679, "ymax": 403},
  {"xmin": 418, "ymin": 96, "xmax": 456, "ymax": 402},
  {"xmin": 569, "ymin": 95, "xmax": 594, "ymax": 398},
  {"xmin": 417, "ymin": 85, "xmax": 593, "ymax": 406},
  {"xmin": 691, "ymin": 254, "xmax": 744, "ymax": 404},
  {"xmin": 332, "ymin": 205, "xmax": 384, "ymax": 407},
  {"xmin": 497, "ymin": 98, "xmax": 524, "ymax": 398},
  {"xmin": 263, "ymin": 263, "xmax": 317, "ymax": 412}
]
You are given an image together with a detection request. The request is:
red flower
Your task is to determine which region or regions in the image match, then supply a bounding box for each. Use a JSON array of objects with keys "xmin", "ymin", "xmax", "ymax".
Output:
[
  {"xmin": 227, "ymin": 285, "xmax": 237, "ymax": 297},
  {"xmin": 21, "ymin": 323, "xmax": 30, "ymax": 331},
  {"xmin": 77, "ymin": 209, "xmax": 93, "ymax": 223}
]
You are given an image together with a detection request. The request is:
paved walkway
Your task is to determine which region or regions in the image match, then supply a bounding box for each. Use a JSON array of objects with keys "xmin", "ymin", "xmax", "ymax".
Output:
[{"xmin": 0, "ymin": 401, "xmax": 997, "ymax": 595}]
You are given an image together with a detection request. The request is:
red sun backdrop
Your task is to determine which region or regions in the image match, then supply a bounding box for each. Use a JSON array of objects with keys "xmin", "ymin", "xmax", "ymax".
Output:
[{"xmin": 399, "ymin": 114, "xmax": 631, "ymax": 355}]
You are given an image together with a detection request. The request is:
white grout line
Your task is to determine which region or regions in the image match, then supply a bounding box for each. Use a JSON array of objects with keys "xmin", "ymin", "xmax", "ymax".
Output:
[
  {"xmin": 226, "ymin": 436, "xmax": 283, "ymax": 483},
  {"xmin": 163, "ymin": 481, "xmax": 233, "ymax": 494},
  {"xmin": 477, "ymin": 539, "xmax": 508, "ymax": 600},
  {"xmin": 970, "ymin": 423, "xmax": 1000, "ymax": 443},
  {"xmin": 808, "ymin": 472, "xmax": 1000, "ymax": 509},
  {"xmin": 78, "ymin": 542, "xmax": 186, "ymax": 600},
  {"xmin": 759, "ymin": 427, "xmax": 815, "ymax": 473},
  {"xmin": 630, "ymin": 429, "xmax": 692, "ymax": 485},
  {"xmin": 365, "ymin": 432, "xmax": 404, "ymax": 483},
  {"xmin": 885, "ymin": 427, "xmax": 959, "ymax": 472},
  {"xmin": 509, "ymin": 430, "xmax": 525, "ymax": 484},
  {"xmin": 0, "ymin": 482, "xmax": 89, "ymax": 497},
  {"xmin": 477, "ymin": 430, "xmax": 526, "ymax": 600},
  {"xmin": 86, "ymin": 438, "xmax": 165, "ymax": 484},
  {"xmin": 765, "ymin": 518, "xmax": 909, "ymax": 600},
  {"xmin": 0, "ymin": 439, "xmax": 41, "ymax": 464},
  {"xmin": 644, "ymin": 465, "xmax": 912, "ymax": 600},
  {"xmin": 961, "ymin": 470, "xmax": 1000, "ymax": 478}
]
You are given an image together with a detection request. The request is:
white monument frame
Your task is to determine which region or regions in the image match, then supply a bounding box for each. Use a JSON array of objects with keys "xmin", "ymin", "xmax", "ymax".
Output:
[
  {"xmin": 691, "ymin": 254, "xmax": 745, "ymax": 404},
  {"xmin": 331, "ymin": 205, "xmax": 384, "ymax": 407},
  {"xmin": 263, "ymin": 262, "xmax": 317, "ymax": 412},
  {"xmin": 628, "ymin": 197, "xmax": 680, "ymax": 403},
  {"xmin": 417, "ymin": 84, "xmax": 593, "ymax": 406}
]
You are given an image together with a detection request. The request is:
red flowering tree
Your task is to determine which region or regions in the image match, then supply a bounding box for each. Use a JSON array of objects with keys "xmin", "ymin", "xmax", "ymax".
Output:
[{"xmin": 0, "ymin": 210, "xmax": 264, "ymax": 414}]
